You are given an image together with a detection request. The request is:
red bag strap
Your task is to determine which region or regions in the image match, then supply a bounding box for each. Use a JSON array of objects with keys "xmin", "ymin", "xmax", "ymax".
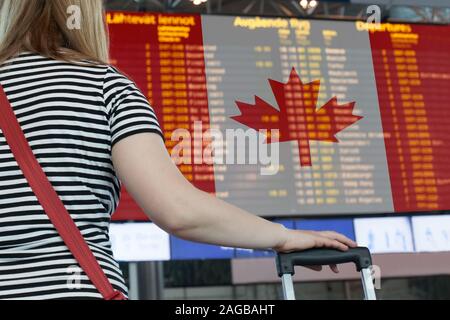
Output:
[{"xmin": 0, "ymin": 85, "xmax": 126, "ymax": 300}]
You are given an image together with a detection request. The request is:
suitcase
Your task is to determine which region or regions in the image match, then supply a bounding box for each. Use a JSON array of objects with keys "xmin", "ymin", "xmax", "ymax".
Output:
[{"xmin": 276, "ymin": 247, "xmax": 377, "ymax": 300}]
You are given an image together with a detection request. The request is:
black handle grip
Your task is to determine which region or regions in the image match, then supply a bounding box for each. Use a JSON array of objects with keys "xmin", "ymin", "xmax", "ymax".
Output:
[{"xmin": 276, "ymin": 247, "xmax": 372, "ymax": 277}]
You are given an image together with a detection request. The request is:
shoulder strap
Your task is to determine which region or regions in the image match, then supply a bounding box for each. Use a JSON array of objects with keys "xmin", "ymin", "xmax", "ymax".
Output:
[{"xmin": 0, "ymin": 85, "xmax": 126, "ymax": 300}]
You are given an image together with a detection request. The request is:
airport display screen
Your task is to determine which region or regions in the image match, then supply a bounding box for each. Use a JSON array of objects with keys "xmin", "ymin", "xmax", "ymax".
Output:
[
  {"xmin": 111, "ymin": 217, "xmax": 450, "ymax": 261},
  {"xmin": 107, "ymin": 12, "xmax": 450, "ymax": 220}
]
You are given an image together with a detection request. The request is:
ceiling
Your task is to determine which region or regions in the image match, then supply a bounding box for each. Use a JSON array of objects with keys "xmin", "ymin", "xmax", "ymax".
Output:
[{"xmin": 104, "ymin": 0, "xmax": 450, "ymax": 23}]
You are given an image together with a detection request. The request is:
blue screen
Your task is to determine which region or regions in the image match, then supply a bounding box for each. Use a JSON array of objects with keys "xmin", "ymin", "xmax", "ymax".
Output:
[
  {"xmin": 295, "ymin": 218, "xmax": 356, "ymax": 240},
  {"xmin": 170, "ymin": 236, "xmax": 235, "ymax": 260}
]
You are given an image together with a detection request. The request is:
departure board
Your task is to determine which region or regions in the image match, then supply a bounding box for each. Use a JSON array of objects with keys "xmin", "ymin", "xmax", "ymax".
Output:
[
  {"xmin": 370, "ymin": 24, "xmax": 450, "ymax": 213},
  {"xmin": 107, "ymin": 12, "xmax": 450, "ymax": 220}
]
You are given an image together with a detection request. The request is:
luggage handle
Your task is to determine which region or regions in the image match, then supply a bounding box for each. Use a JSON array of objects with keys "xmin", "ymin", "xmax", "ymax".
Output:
[{"xmin": 276, "ymin": 247, "xmax": 372, "ymax": 277}]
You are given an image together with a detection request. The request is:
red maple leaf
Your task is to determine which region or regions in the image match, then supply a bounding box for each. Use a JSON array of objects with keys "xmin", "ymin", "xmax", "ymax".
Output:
[{"xmin": 232, "ymin": 68, "xmax": 363, "ymax": 166}]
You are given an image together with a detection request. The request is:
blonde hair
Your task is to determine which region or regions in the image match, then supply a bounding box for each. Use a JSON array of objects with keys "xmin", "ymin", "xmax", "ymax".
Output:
[{"xmin": 0, "ymin": 0, "xmax": 109, "ymax": 65}]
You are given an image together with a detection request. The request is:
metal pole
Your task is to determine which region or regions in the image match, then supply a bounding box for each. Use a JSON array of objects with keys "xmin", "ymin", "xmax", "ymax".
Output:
[
  {"xmin": 344, "ymin": 280, "xmax": 353, "ymax": 300},
  {"xmin": 281, "ymin": 274, "xmax": 296, "ymax": 300},
  {"xmin": 128, "ymin": 262, "xmax": 140, "ymax": 300},
  {"xmin": 361, "ymin": 268, "xmax": 377, "ymax": 300},
  {"xmin": 138, "ymin": 261, "xmax": 165, "ymax": 300},
  {"xmin": 259, "ymin": 0, "xmax": 265, "ymax": 15}
]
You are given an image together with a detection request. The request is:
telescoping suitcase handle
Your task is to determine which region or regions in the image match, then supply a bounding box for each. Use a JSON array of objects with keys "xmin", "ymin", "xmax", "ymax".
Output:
[{"xmin": 276, "ymin": 247, "xmax": 376, "ymax": 300}]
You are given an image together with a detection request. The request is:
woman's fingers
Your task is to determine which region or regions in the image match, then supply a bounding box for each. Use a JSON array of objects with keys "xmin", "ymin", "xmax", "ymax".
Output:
[
  {"xmin": 316, "ymin": 236, "xmax": 349, "ymax": 251},
  {"xmin": 306, "ymin": 265, "xmax": 323, "ymax": 271},
  {"xmin": 330, "ymin": 264, "xmax": 339, "ymax": 273},
  {"xmin": 302, "ymin": 230, "xmax": 356, "ymax": 248},
  {"xmin": 319, "ymin": 231, "xmax": 357, "ymax": 248},
  {"xmin": 275, "ymin": 230, "xmax": 354, "ymax": 254},
  {"xmin": 306, "ymin": 265, "xmax": 339, "ymax": 273}
]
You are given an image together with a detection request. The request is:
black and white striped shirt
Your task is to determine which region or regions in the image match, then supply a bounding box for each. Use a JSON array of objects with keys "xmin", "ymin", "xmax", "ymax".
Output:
[{"xmin": 0, "ymin": 52, "xmax": 163, "ymax": 299}]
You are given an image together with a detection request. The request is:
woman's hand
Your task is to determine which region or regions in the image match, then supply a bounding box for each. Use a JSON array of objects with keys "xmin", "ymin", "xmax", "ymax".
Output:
[{"xmin": 273, "ymin": 229, "xmax": 358, "ymax": 273}]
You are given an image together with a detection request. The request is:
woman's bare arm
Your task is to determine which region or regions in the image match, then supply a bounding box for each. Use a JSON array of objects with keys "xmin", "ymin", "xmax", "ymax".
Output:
[{"xmin": 112, "ymin": 133, "xmax": 356, "ymax": 255}]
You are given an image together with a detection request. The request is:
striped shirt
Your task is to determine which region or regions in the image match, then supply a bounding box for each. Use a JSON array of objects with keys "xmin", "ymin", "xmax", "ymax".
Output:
[{"xmin": 0, "ymin": 52, "xmax": 163, "ymax": 300}]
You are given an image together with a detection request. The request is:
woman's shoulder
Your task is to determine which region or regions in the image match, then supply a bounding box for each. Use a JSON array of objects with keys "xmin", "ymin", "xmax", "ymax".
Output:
[{"xmin": 103, "ymin": 64, "xmax": 140, "ymax": 91}]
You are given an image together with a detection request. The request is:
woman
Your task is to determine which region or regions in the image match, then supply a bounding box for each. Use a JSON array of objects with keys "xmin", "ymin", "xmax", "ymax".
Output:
[{"xmin": 0, "ymin": 0, "xmax": 356, "ymax": 300}]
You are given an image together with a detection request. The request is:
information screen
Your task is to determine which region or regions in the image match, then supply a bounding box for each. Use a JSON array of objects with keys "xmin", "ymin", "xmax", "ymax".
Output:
[
  {"xmin": 354, "ymin": 217, "xmax": 415, "ymax": 253},
  {"xmin": 107, "ymin": 12, "xmax": 450, "ymax": 220},
  {"xmin": 110, "ymin": 223, "xmax": 170, "ymax": 261},
  {"xmin": 411, "ymin": 215, "xmax": 450, "ymax": 252}
]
